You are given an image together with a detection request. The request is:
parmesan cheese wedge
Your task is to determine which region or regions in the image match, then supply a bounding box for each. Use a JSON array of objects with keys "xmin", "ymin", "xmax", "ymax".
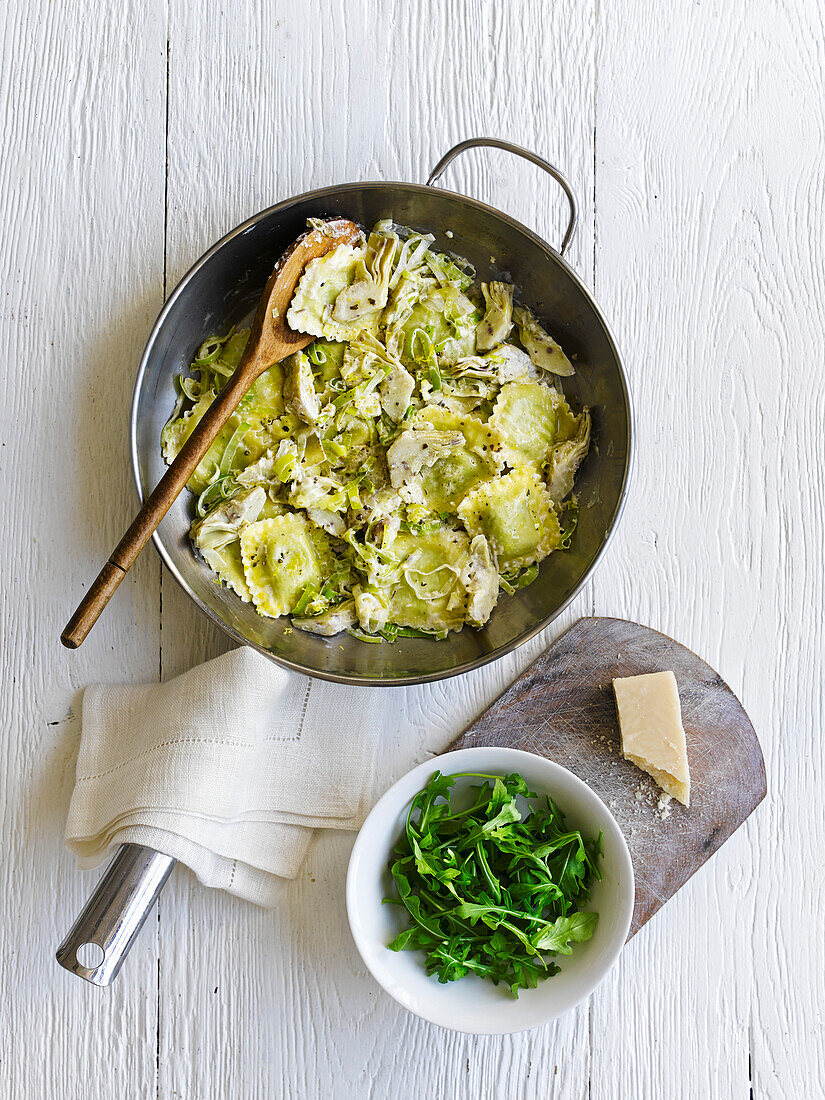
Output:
[{"xmin": 612, "ymin": 671, "xmax": 691, "ymax": 807}]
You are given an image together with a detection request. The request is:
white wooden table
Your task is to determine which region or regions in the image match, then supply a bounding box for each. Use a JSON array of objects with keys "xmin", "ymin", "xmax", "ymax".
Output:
[{"xmin": 2, "ymin": 1, "xmax": 822, "ymax": 1095}]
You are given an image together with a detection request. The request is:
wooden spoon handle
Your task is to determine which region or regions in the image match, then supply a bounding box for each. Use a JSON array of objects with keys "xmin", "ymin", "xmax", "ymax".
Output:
[{"xmin": 61, "ymin": 366, "xmax": 254, "ymax": 649}]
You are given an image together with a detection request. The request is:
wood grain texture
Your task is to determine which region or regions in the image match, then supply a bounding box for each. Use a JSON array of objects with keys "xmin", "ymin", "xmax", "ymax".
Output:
[
  {"xmin": 588, "ymin": 3, "xmax": 825, "ymax": 1098},
  {"xmin": 2, "ymin": 0, "xmax": 823, "ymax": 1096},
  {"xmin": 451, "ymin": 617, "xmax": 766, "ymax": 935},
  {"xmin": 0, "ymin": 0, "xmax": 167, "ymax": 1096}
]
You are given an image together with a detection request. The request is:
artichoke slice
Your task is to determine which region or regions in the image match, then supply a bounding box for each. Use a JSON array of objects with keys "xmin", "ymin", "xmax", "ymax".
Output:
[
  {"xmin": 513, "ymin": 305, "xmax": 575, "ymax": 376},
  {"xmin": 476, "ymin": 281, "xmax": 514, "ymax": 351}
]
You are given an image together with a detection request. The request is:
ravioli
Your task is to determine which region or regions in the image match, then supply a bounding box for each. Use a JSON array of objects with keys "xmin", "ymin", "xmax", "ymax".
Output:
[
  {"xmin": 240, "ymin": 514, "xmax": 332, "ymax": 617},
  {"xmin": 397, "ymin": 287, "xmax": 479, "ymax": 366},
  {"xmin": 287, "ymin": 244, "xmax": 380, "ymax": 342},
  {"xmin": 190, "ymin": 486, "xmax": 267, "ymax": 601},
  {"xmin": 491, "ymin": 381, "xmax": 559, "ymax": 468},
  {"xmin": 414, "ymin": 407, "xmax": 502, "ymax": 510},
  {"xmin": 458, "ymin": 467, "xmax": 561, "ymax": 570},
  {"xmin": 163, "ymin": 219, "xmax": 591, "ymax": 641},
  {"xmin": 387, "ymin": 529, "xmax": 470, "ymax": 632},
  {"xmin": 200, "ymin": 540, "xmax": 253, "ymax": 602},
  {"xmin": 161, "ymin": 391, "xmax": 213, "ymax": 466}
]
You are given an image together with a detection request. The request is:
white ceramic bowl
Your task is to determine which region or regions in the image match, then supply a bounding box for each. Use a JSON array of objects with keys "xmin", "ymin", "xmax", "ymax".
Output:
[{"xmin": 347, "ymin": 746, "xmax": 634, "ymax": 1034}]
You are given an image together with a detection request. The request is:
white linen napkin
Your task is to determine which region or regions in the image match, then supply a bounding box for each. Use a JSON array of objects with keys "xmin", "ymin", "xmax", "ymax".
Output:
[{"xmin": 65, "ymin": 648, "xmax": 383, "ymax": 906}]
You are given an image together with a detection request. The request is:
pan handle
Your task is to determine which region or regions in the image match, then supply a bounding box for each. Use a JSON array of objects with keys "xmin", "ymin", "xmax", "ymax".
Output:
[
  {"xmin": 56, "ymin": 844, "xmax": 176, "ymax": 986},
  {"xmin": 426, "ymin": 137, "xmax": 578, "ymax": 256}
]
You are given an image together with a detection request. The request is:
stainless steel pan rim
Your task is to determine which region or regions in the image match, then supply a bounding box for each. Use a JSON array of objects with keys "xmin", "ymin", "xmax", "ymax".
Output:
[{"xmin": 130, "ymin": 143, "xmax": 634, "ymax": 688}]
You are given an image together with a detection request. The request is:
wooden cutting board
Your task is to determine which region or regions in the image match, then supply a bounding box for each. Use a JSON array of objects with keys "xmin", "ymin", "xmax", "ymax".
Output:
[{"xmin": 449, "ymin": 617, "xmax": 767, "ymax": 937}]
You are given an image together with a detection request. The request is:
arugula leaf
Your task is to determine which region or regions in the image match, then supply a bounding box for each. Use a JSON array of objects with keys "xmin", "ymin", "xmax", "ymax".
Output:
[
  {"xmin": 387, "ymin": 928, "xmax": 418, "ymax": 952},
  {"xmin": 532, "ymin": 912, "xmax": 599, "ymax": 954},
  {"xmin": 410, "ymin": 835, "xmax": 442, "ymax": 880},
  {"xmin": 383, "ymin": 770, "xmax": 603, "ymax": 996},
  {"xmin": 474, "ymin": 842, "xmax": 502, "ymax": 902},
  {"xmin": 481, "ymin": 798, "xmax": 522, "ymax": 834}
]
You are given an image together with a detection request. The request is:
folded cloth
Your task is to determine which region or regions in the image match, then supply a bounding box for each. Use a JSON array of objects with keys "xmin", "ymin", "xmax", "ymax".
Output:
[{"xmin": 65, "ymin": 647, "xmax": 383, "ymax": 906}]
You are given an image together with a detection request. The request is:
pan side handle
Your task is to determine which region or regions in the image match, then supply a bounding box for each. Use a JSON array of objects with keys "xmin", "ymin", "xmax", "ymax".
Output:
[
  {"xmin": 56, "ymin": 844, "xmax": 176, "ymax": 986},
  {"xmin": 426, "ymin": 137, "xmax": 578, "ymax": 256}
]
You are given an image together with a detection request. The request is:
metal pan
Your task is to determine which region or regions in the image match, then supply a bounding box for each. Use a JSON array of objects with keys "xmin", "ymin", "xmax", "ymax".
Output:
[
  {"xmin": 57, "ymin": 138, "xmax": 633, "ymax": 985},
  {"xmin": 130, "ymin": 137, "xmax": 633, "ymax": 687}
]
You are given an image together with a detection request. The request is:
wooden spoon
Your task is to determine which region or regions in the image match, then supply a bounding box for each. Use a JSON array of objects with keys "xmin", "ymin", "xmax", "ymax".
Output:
[{"xmin": 61, "ymin": 217, "xmax": 362, "ymax": 649}]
